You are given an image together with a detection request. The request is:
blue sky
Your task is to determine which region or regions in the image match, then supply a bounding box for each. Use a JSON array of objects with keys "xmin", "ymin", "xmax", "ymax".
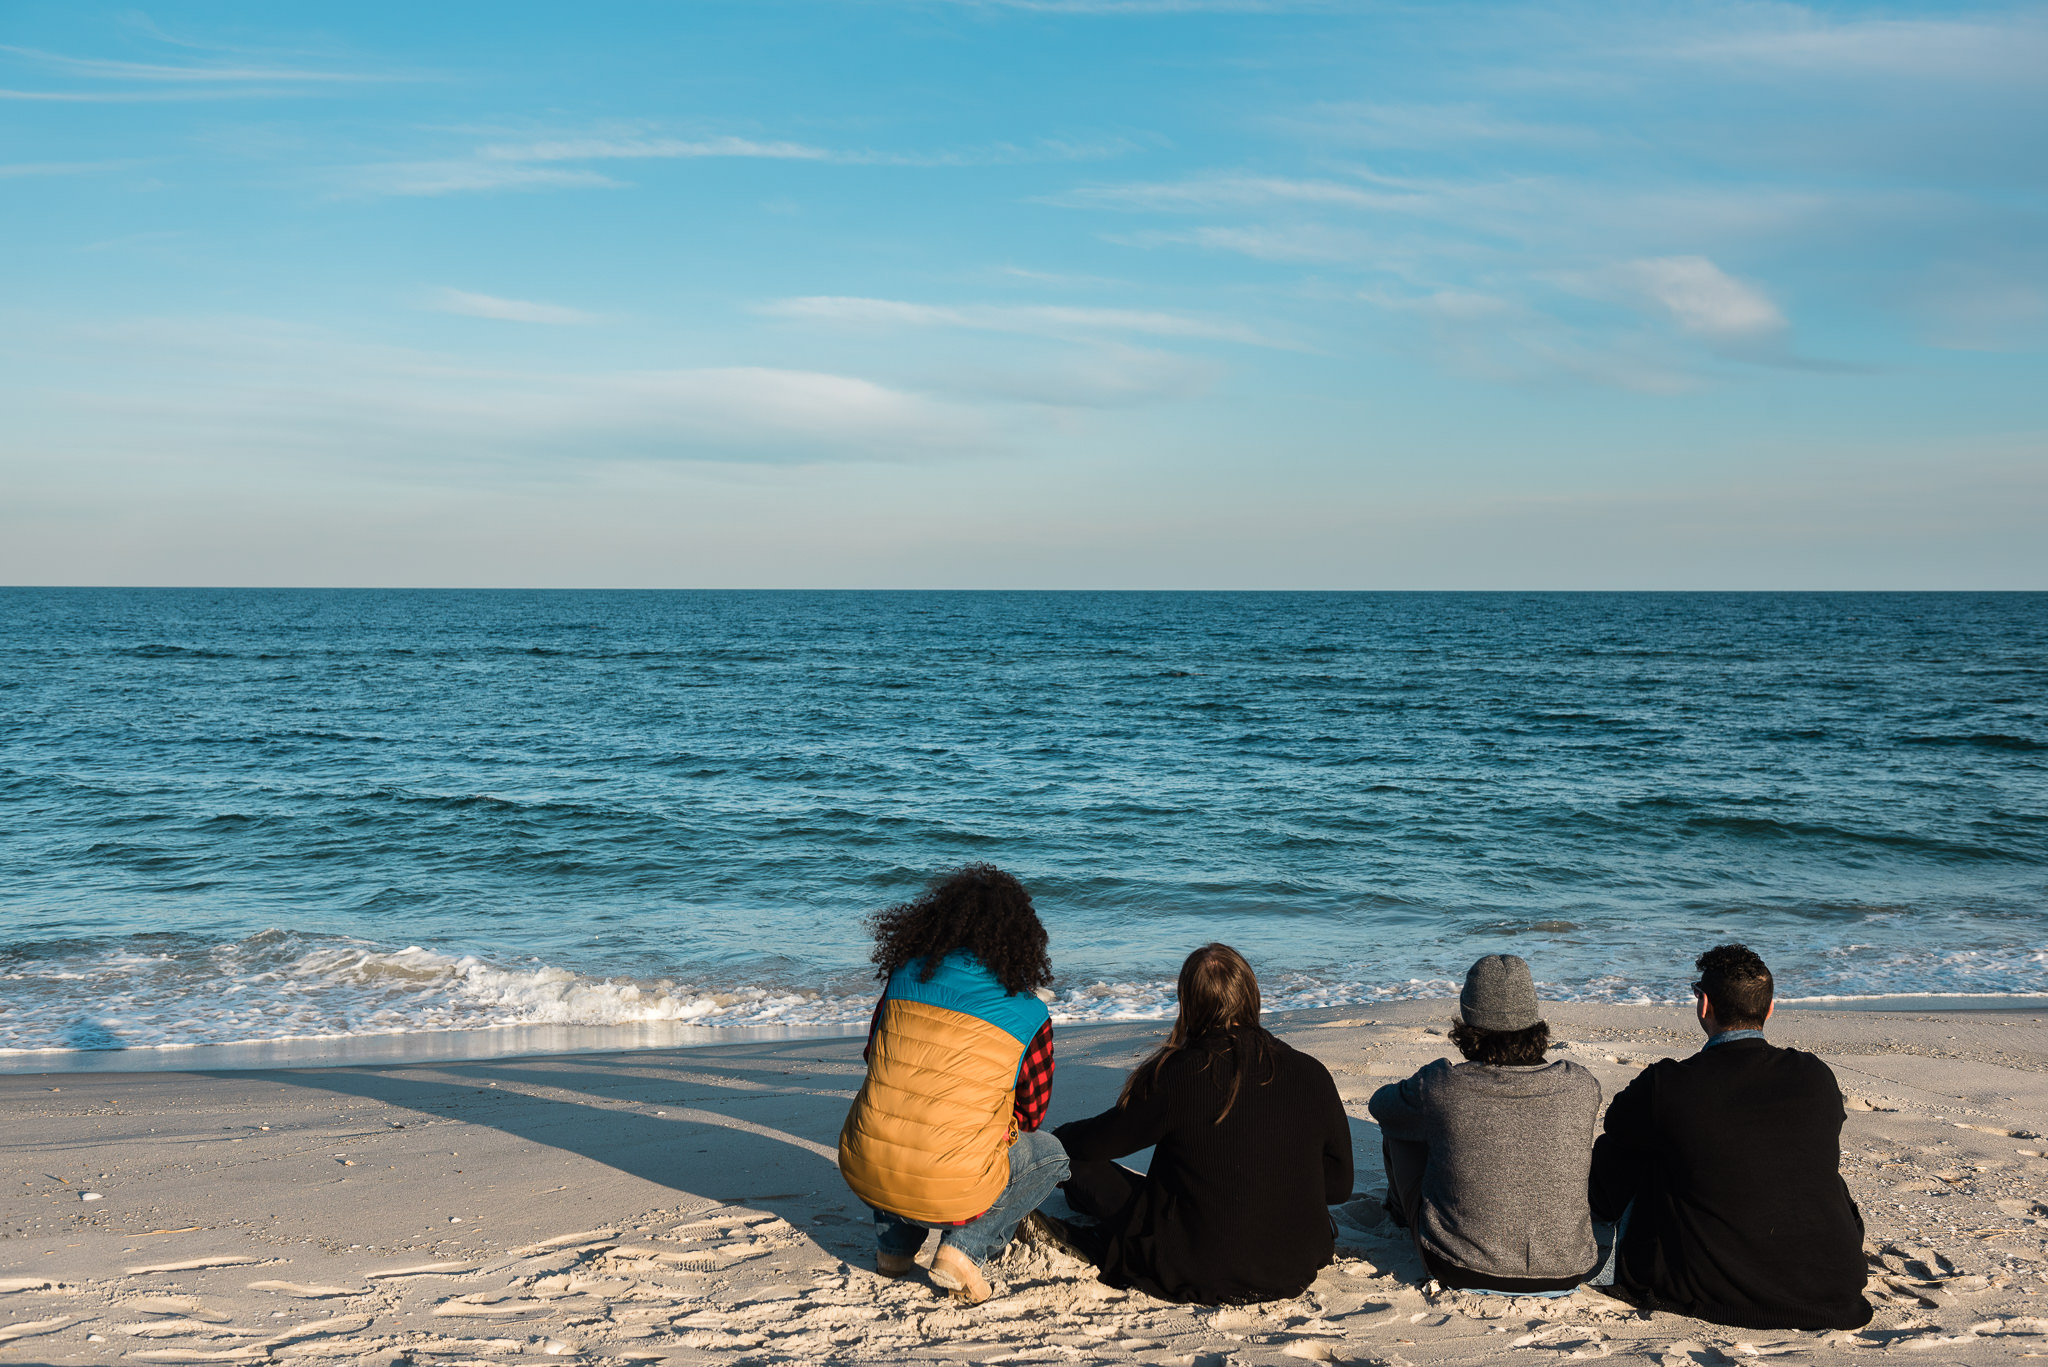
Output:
[{"xmin": 3, "ymin": 2, "xmax": 2044, "ymax": 588}]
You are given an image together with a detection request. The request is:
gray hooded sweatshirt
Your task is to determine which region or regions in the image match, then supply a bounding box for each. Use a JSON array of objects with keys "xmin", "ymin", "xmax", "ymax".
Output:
[{"xmin": 1368, "ymin": 1058, "xmax": 1601, "ymax": 1284}]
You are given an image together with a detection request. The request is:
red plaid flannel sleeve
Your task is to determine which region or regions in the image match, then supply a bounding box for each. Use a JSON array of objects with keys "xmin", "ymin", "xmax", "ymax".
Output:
[{"xmin": 1012, "ymin": 1019, "xmax": 1055, "ymax": 1132}]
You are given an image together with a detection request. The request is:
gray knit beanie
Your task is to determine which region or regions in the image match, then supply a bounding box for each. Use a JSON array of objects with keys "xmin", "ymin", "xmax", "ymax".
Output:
[{"xmin": 1460, "ymin": 953, "xmax": 1540, "ymax": 1032}]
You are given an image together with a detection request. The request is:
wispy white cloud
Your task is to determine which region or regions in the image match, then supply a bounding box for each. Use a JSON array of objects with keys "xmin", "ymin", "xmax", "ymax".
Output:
[
  {"xmin": 0, "ymin": 85, "xmax": 309, "ymax": 102},
  {"xmin": 1112, "ymin": 223, "xmax": 1385, "ymax": 263},
  {"xmin": 992, "ymin": 264, "xmax": 1127, "ymax": 288},
  {"xmin": 427, "ymin": 289, "xmax": 603, "ymax": 325},
  {"xmin": 1665, "ymin": 13, "xmax": 2048, "ymax": 83},
  {"xmin": 340, "ymin": 161, "xmax": 622, "ymax": 197},
  {"xmin": 1365, "ymin": 287, "xmax": 1698, "ymax": 394},
  {"xmin": 478, "ymin": 135, "xmax": 833, "ymax": 164},
  {"xmin": 0, "ymin": 43, "xmax": 385, "ymax": 84},
  {"xmin": 0, "ymin": 39, "xmax": 394, "ymax": 107},
  {"xmin": 1288, "ymin": 101, "xmax": 1603, "ymax": 150},
  {"xmin": 1611, "ymin": 256, "xmax": 1786, "ymax": 344},
  {"xmin": 342, "ymin": 128, "xmax": 1133, "ymax": 197},
  {"xmin": 760, "ymin": 295, "xmax": 1295, "ymax": 348},
  {"xmin": 932, "ymin": 342, "xmax": 1223, "ymax": 407},
  {"xmin": 30, "ymin": 315, "xmax": 988, "ymax": 465},
  {"xmin": 1053, "ymin": 172, "xmax": 1433, "ymax": 214},
  {"xmin": 0, "ymin": 159, "xmax": 142, "ymax": 178}
]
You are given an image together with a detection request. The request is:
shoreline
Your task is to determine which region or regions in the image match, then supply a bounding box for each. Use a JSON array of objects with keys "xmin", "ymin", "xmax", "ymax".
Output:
[
  {"xmin": 3, "ymin": 1001, "xmax": 2044, "ymax": 1365},
  {"xmin": 4, "ymin": 993, "xmax": 2045, "ymax": 1077}
]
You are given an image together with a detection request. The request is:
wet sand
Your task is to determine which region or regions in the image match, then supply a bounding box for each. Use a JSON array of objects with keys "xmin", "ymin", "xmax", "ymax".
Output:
[{"xmin": 4, "ymin": 1003, "xmax": 2045, "ymax": 1365}]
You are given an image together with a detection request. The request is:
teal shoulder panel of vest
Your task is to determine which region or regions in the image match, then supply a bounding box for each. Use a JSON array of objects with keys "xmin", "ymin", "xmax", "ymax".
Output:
[{"xmin": 887, "ymin": 951, "xmax": 1051, "ymax": 1047}]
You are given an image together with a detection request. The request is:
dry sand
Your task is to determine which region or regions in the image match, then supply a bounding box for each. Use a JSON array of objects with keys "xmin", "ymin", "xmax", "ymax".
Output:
[{"xmin": 4, "ymin": 1002, "xmax": 2046, "ymax": 1366}]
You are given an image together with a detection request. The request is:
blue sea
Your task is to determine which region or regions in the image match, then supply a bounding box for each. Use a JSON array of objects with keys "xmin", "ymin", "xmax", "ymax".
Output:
[{"xmin": 1, "ymin": 590, "xmax": 2043, "ymax": 1062}]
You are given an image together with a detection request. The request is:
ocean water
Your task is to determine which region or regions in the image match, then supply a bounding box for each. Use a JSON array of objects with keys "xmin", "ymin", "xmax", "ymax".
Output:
[{"xmin": 1, "ymin": 589, "xmax": 2043, "ymax": 1062}]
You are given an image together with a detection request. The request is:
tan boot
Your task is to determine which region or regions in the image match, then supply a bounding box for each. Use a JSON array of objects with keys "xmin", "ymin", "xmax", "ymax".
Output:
[
  {"xmin": 928, "ymin": 1243, "xmax": 992, "ymax": 1305},
  {"xmin": 876, "ymin": 1250, "xmax": 916, "ymax": 1279}
]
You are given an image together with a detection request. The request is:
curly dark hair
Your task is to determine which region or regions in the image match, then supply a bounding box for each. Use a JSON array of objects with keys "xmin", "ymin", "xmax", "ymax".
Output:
[
  {"xmin": 868, "ymin": 863, "xmax": 1052, "ymax": 996},
  {"xmin": 1695, "ymin": 942, "xmax": 1773, "ymax": 1029},
  {"xmin": 1449, "ymin": 1018, "xmax": 1552, "ymax": 1066}
]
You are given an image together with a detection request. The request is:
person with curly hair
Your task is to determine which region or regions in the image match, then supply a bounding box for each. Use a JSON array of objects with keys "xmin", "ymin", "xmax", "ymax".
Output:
[
  {"xmin": 1587, "ymin": 944, "xmax": 1871, "ymax": 1330},
  {"xmin": 837, "ymin": 864, "xmax": 1067, "ymax": 1305},
  {"xmin": 1368, "ymin": 954, "xmax": 1603, "ymax": 1294}
]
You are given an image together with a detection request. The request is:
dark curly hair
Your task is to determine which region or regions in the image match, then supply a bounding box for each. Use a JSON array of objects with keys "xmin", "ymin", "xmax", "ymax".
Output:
[
  {"xmin": 1449, "ymin": 1018, "xmax": 1552, "ymax": 1066},
  {"xmin": 1695, "ymin": 942, "xmax": 1773, "ymax": 1029},
  {"xmin": 868, "ymin": 863, "xmax": 1052, "ymax": 996}
]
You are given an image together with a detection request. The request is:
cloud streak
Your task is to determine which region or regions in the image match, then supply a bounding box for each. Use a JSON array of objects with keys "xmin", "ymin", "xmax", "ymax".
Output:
[
  {"xmin": 1613, "ymin": 256, "xmax": 1785, "ymax": 344},
  {"xmin": 342, "ymin": 162, "xmax": 623, "ymax": 197},
  {"xmin": 0, "ymin": 159, "xmax": 143, "ymax": 178},
  {"xmin": 0, "ymin": 39, "xmax": 395, "ymax": 104},
  {"xmin": 0, "ymin": 43, "xmax": 386, "ymax": 84},
  {"xmin": 20, "ymin": 315, "xmax": 989, "ymax": 465},
  {"xmin": 428, "ymin": 290, "xmax": 603, "ymax": 325},
  {"xmin": 342, "ymin": 126, "xmax": 1138, "ymax": 197},
  {"xmin": 760, "ymin": 295, "xmax": 1296, "ymax": 348},
  {"xmin": 1663, "ymin": 14, "xmax": 2048, "ymax": 83},
  {"xmin": 1054, "ymin": 172, "xmax": 1433, "ymax": 214}
]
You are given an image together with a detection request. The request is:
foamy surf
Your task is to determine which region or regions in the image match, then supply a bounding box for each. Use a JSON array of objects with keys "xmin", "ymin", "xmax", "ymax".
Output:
[{"xmin": 3, "ymin": 928, "xmax": 2045, "ymax": 1071}]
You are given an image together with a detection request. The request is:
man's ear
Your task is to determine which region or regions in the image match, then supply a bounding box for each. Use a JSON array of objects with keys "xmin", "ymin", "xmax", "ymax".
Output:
[{"xmin": 1764, "ymin": 1000, "xmax": 1775, "ymax": 1025}]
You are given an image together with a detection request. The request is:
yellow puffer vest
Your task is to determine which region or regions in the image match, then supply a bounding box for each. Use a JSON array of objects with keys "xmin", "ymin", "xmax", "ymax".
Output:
[{"xmin": 838, "ymin": 952, "xmax": 1051, "ymax": 1223}]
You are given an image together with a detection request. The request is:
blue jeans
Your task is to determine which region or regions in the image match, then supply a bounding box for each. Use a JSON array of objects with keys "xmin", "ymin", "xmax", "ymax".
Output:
[
  {"xmin": 872, "ymin": 1129, "xmax": 1071, "ymax": 1268},
  {"xmin": 1590, "ymin": 1201, "xmax": 1633, "ymax": 1287}
]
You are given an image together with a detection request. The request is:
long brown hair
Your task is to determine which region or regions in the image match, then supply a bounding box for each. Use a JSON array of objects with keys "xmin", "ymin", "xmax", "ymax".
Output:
[{"xmin": 1120, "ymin": 943, "xmax": 1274, "ymax": 1122}]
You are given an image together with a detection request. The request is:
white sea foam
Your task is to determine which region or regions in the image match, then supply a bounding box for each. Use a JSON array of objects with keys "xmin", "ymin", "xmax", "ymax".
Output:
[
  {"xmin": 0, "ymin": 933, "xmax": 878, "ymax": 1055},
  {"xmin": 3, "ymin": 931, "xmax": 2044, "ymax": 1060}
]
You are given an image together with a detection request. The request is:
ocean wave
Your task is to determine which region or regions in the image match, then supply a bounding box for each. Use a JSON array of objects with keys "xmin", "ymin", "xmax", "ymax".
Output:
[
  {"xmin": 0, "ymin": 932, "xmax": 879, "ymax": 1054},
  {"xmin": 1679, "ymin": 813, "xmax": 2033, "ymax": 862},
  {"xmin": 4, "ymin": 932, "xmax": 2046, "ymax": 1058},
  {"xmin": 1900, "ymin": 733, "xmax": 2047, "ymax": 752}
]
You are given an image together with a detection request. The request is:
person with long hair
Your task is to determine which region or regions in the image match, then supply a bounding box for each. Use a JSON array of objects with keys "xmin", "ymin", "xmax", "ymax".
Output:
[
  {"xmin": 1047, "ymin": 944, "xmax": 1353, "ymax": 1304},
  {"xmin": 837, "ymin": 864, "xmax": 1067, "ymax": 1305}
]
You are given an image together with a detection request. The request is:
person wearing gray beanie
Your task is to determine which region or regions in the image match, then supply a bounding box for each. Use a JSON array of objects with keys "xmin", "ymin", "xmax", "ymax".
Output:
[{"xmin": 1367, "ymin": 954, "xmax": 1602, "ymax": 1293}]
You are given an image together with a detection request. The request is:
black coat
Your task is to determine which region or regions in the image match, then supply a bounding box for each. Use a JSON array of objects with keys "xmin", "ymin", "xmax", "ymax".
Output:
[
  {"xmin": 1590, "ymin": 1036, "xmax": 1872, "ymax": 1330},
  {"xmin": 1055, "ymin": 1028, "xmax": 1353, "ymax": 1304}
]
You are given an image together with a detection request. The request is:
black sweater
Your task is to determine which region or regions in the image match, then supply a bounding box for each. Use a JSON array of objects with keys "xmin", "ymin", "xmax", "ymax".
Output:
[
  {"xmin": 1054, "ymin": 1029, "xmax": 1353, "ymax": 1304},
  {"xmin": 1590, "ymin": 1036, "xmax": 1872, "ymax": 1331}
]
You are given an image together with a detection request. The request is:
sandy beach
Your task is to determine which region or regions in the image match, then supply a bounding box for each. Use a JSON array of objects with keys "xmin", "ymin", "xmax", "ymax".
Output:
[{"xmin": 4, "ymin": 1002, "xmax": 2045, "ymax": 1366}]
